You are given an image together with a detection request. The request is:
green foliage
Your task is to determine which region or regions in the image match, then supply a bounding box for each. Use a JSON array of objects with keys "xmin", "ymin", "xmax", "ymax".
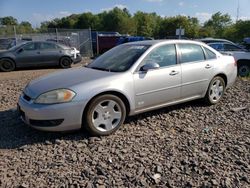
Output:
[
  {"xmin": 1, "ymin": 9, "xmax": 250, "ymax": 43},
  {"xmin": 0, "ymin": 16, "xmax": 34, "ymax": 35},
  {"xmin": 98, "ymin": 8, "xmax": 135, "ymax": 34},
  {"xmin": 158, "ymin": 16, "xmax": 200, "ymax": 39},
  {"xmin": 203, "ymin": 12, "xmax": 232, "ymax": 38},
  {"xmin": 0, "ymin": 16, "xmax": 18, "ymax": 25}
]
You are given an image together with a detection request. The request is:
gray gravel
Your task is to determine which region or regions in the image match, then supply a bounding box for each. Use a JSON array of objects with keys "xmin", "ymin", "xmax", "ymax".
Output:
[{"xmin": 0, "ymin": 66, "xmax": 249, "ymax": 188}]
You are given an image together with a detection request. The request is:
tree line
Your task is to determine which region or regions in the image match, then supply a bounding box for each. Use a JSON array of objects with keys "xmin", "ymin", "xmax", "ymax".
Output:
[{"xmin": 1, "ymin": 8, "xmax": 250, "ymax": 42}]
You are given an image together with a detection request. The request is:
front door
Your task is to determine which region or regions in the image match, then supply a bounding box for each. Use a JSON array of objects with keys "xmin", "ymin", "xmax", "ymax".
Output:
[
  {"xmin": 133, "ymin": 44, "xmax": 181, "ymax": 111},
  {"xmin": 15, "ymin": 42, "xmax": 42, "ymax": 67}
]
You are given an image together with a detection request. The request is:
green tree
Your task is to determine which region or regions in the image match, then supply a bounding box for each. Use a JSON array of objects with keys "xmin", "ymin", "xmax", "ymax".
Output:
[
  {"xmin": 98, "ymin": 7, "xmax": 136, "ymax": 34},
  {"xmin": 203, "ymin": 12, "xmax": 232, "ymax": 37},
  {"xmin": 133, "ymin": 11, "xmax": 158, "ymax": 37},
  {"xmin": 0, "ymin": 16, "xmax": 18, "ymax": 25},
  {"xmin": 18, "ymin": 21, "xmax": 33, "ymax": 33},
  {"xmin": 75, "ymin": 12, "xmax": 100, "ymax": 29},
  {"xmin": 158, "ymin": 16, "xmax": 200, "ymax": 39}
]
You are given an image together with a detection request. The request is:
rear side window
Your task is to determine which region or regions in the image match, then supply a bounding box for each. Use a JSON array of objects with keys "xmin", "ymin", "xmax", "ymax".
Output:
[
  {"xmin": 224, "ymin": 44, "xmax": 241, "ymax": 51},
  {"xmin": 179, "ymin": 44, "xmax": 205, "ymax": 63},
  {"xmin": 203, "ymin": 47, "xmax": 217, "ymax": 60},
  {"xmin": 40, "ymin": 42, "xmax": 57, "ymax": 50}
]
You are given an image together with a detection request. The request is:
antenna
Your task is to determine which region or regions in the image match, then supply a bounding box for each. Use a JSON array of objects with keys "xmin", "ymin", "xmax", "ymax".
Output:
[{"xmin": 236, "ymin": 0, "xmax": 240, "ymax": 22}]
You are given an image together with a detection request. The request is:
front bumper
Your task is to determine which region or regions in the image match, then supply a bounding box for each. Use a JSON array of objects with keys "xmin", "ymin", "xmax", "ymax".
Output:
[{"xmin": 18, "ymin": 94, "xmax": 87, "ymax": 132}]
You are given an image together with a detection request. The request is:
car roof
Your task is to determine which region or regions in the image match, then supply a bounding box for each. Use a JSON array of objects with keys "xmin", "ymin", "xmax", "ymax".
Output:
[
  {"xmin": 198, "ymin": 38, "xmax": 235, "ymax": 44},
  {"xmin": 123, "ymin": 39, "xmax": 205, "ymax": 46}
]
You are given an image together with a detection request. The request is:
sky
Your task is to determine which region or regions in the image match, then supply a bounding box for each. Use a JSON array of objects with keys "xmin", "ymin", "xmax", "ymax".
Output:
[{"xmin": 0, "ymin": 0, "xmax": 250, "ymax": 27}]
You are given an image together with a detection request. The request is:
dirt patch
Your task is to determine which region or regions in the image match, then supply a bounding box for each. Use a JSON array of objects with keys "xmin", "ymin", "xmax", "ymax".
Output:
[{"xmin": 0, "ymin": 66, "xmax": 249, "ymax": 187}]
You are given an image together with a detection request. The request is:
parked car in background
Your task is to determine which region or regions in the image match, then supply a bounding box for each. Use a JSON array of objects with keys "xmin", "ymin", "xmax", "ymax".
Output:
[
  {"xmin": 0, "ymin": 38, "xmax": 16, "ymax": 50},
  {"xmin": 0, "ymin": 41, "xmax": 82, "ymax": 72},
  {"xmin": 18, "ymin": 40, "xmax": 237, "ymax": 136},
  {"xmin": 208, "ymin": 42, "xmax": 250, "ymax": 76},
  {"xmin": 199, "ymin": 38, "xmax": 236, "ymax": 45}
]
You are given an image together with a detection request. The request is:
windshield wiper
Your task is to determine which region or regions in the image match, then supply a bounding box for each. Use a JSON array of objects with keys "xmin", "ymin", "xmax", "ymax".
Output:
[{"xmin": 87, "ymin": 66, "xmax": 111, "ymax": 72}]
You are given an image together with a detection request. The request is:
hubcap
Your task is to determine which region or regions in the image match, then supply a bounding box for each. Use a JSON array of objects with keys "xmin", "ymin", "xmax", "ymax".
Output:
[
  {"xmin": 3, "ymin": 61, "xmax": 11, "ymax": 69},
  {"xmin": 62, "ymin": 59, "xmax": 70, "ymax": 66},
  {"xmin": 239, "ymin": 65, "xmax": 249, "ymax": 77},
  {"xmin": 209, "ymin": 79, "xmax": 224, "ymax": 102},
  {"xmin": 92, "ymin": 100, "xmax": 122, "ymax": 132}
]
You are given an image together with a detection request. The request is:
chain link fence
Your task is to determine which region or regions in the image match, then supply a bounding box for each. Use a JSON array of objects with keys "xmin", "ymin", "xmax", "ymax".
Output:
[{"xmin": 0, "ymin": 26, "xmax": 93, "ymax": 57}]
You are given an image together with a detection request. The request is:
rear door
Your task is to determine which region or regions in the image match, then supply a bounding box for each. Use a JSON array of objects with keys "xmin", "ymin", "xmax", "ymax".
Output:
[
  {"xmin": 39, "ymin": 42, "xmax": 62, "ymax": 65},
  {"xmin": 178, "ymin": 43, "xmax": 216, "ymax": 99}
]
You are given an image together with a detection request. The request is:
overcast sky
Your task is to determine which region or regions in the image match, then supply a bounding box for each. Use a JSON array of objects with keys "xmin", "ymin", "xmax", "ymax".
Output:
[{"xmin": 0, "ymin": 0, "xmax": 250, "ymax": 27}]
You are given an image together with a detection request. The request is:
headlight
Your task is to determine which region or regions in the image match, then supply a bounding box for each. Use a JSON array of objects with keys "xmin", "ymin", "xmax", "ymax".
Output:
[{"xmin": 35, "ymin": 89, "xmax": 76, "ymax": 104}]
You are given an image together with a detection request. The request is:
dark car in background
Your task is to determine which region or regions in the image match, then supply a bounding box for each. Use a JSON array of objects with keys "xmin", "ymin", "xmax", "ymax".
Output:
[
  {"xmin": 0, "ymin": 41, "xmax": 82, "ymax": 72},
  {"xmin": 199, "ymin": 38, "xmax": 236, "ymax": 45},
  {"xmin": 207, "ymin": 42, "xmax": 246, "ymax": 52}
]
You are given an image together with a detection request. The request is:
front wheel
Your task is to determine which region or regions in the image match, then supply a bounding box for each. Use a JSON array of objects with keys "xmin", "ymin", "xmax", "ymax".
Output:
[
  {"xmin": 205, "ymin": 76, "xmax": 225, "ymax": 105},
  {"xmin": 59, "ymin": 57, "xmax": 72, "ymax": 68},
  {"xmin": 84, "ymin": 95, "xmax": 126, "ymax": 136},
  {"xmin": 0, "ymin": 58, "xmax": 15, "ymax": 72}
]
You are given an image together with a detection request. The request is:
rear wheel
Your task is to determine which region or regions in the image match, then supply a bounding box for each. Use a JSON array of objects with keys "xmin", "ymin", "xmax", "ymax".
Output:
[
  {"xmin": 238, "ymin": 63, "xmax": 249, "ymax": 77},
  {"xmin": 59, "ymin": 57, "xmax": 72, "ymax": 68},
  {"xmin": 0, "ymin": 58, "xmax": 15, "ymax": 72},
  {"xmin": 84, "ymin": 95, "xmax": 126, "ymax": 136},
  {"xmin": 205, "ymin": 76, "xmax": 225, "ymax": 105}
]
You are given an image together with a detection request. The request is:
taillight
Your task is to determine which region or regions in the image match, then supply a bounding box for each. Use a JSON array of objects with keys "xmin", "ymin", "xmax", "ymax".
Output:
[{"xmin": 234, "ymin": 58, "xmax": 237, "ymax": 67}]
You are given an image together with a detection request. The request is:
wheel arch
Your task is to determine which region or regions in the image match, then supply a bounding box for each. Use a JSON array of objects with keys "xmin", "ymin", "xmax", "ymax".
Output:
[
  {"xmin": 213, "ymin": 73, "xmax": 228, "ymax": 87},
  {"xmin": 59, "ymin": 55, "xmax": 73, "ymax": 63},
  {"xmin": 83, "ymin": 90, "xmax": 131, "ymax": 120},
  {"xmin": 236, "ymin": 59, "xmax": 250, "ymax": 64},
  {"xmin": 0, "ymin": 57, "xmax": 16, "ymax": 69},
  {"xmin": 0, "ymin": 57, "xmax": 16, "ymax": 64}
]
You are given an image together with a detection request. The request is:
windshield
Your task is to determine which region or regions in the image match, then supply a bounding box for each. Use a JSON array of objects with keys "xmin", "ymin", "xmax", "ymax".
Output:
[
  {"xmin": 8, "ymin": 42, "xmax": 27, "ymax": 51},
  {"xmin": 87, "ymin": 44, "xmax": 150, "ymax": 72}
]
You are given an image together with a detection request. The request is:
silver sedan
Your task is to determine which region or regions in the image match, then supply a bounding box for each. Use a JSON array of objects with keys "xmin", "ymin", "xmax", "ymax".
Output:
[{"xmin": 18, "ymin": 40, "xmax": 237, "ymax": 136}]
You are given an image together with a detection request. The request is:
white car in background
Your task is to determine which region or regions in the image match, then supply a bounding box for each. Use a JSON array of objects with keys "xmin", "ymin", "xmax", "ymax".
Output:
[{"xmin": 208, "ymin": 42, "xmax": 250, "ymax": 77}]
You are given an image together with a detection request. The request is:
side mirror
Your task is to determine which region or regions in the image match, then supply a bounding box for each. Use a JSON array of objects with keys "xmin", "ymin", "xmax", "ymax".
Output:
[
  {"xmin": 140, "ymin": 62, "xmax": 160, "ymax": 72},
  {"xmin": 17, "ymin": 48, "xmax": 24, "ymax": 53}
]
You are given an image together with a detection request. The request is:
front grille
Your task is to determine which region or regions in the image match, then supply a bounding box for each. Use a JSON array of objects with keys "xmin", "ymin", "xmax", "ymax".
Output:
[
  {"xmin": 23, "ymin": 93, "xmax": 31, "ymax": 102},
  {"xmin": 29, "ymin": 119, "xmax": 64, "ymax": 127}
]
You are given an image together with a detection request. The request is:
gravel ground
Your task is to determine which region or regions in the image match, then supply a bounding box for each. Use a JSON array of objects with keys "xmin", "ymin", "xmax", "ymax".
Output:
[{"xmin": 0, "ymin": 64, "xmax": 249, "ymax": 188}]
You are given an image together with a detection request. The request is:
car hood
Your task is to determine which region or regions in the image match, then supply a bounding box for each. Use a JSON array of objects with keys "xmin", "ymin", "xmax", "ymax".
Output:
[
  {"xmin": 0, "ymin": 50, "xmax": 11, "ymax": 56},
  {"xmin": 24, "ymin": 67, "xmax": 118, "ymax": 98}
]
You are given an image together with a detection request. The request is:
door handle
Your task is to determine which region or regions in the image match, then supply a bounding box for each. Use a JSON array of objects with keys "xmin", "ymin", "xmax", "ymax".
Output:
[
  {"xmin": 169, "ymin": 70, "xmax": 179, "ymax": 76},
  {"xmin": 37, "ymin": 51, "xmax": 41, "ymax": 54},
  {"xmin": 205, "ymin": 64, "xmax": 212, "ymax": 69}
]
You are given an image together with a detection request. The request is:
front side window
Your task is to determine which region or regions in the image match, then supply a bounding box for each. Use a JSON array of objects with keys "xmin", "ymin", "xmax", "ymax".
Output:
[
  {"xmin": 23, "ymin": 43, "xmax": 36, "ymax": 51},
  {"xmin": 141, "ymin": 44, "xmax": 177, "ymax": 68},
  {"xmin": 179, "ymin": 44, "xmax": 205, "ymax": 63}
]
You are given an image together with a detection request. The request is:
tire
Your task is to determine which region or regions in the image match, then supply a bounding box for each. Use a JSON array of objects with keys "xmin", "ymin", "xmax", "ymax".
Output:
[
  {"xmin": 0, "ymin": 58, "xmax": 15, "ymax": 72},
  {"xmin": 204, "ymin": 76, "xmax": 225, "ymax": 105},
  {"xmin": 238, "ymin": 63, "xmax": 250, "ymax": 77},
  {"xmin": 59, "ymin": 57, "xmax": 72, "ymax": 68},
  {"xmin": 84, "ymin": 94, "xmax": 126, "ymax": 136}
]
